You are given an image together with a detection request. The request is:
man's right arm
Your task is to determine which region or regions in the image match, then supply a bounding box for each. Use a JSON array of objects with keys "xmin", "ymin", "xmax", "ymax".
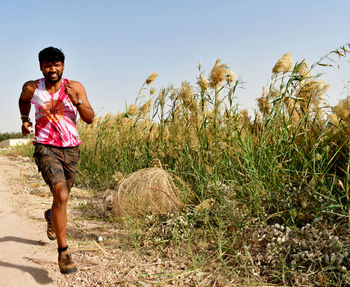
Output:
[{"xmin": 19, "ymin": 81, "xmax": 36, "ymax": 136}]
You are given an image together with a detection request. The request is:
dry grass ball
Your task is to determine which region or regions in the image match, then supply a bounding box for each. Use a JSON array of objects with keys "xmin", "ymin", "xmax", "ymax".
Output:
[{"xmin": 112, "ymin": 162, "xmax": 190, "ymax": 216}]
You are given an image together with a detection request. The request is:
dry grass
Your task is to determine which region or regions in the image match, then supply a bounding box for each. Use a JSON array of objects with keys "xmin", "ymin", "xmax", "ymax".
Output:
[{"xmin": 112, "ymin": 160, "xmax": 192, "ymax": 216}]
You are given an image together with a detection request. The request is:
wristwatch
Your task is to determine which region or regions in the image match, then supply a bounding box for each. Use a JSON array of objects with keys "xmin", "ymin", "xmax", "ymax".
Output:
[{"xmin": 74, "ymin": 98, "xmax": 83, "ymax": 106}]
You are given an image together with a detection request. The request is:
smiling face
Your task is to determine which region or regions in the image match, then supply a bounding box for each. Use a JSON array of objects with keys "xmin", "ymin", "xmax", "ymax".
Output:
[{"xmin": 40, "ymin": 60, "xmax": 64, "ymax": 84}]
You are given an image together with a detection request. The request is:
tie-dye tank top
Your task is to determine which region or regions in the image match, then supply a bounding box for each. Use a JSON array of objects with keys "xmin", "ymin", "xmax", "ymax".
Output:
[{"xmin": 31, "ymin": 78, "xmax": 82, "ymax": 147}]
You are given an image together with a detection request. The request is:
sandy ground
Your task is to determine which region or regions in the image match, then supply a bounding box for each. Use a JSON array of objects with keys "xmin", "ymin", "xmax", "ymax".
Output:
[
  {"xmin": 0, "ymin": 154, "xmax": 219, "ymax": 287},
  {"xmin": 0, "ymin": 155, "xmax": 56, "ymax": 287},
  {"xmin": 0, "ymin": 155, "xmax": 133, "ymax": 287}
]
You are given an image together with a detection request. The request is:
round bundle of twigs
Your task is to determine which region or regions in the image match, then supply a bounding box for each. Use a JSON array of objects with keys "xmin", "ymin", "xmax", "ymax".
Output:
[{"xmin": 112, "ymin": 160, "xmax": 191, "ymax": 216}]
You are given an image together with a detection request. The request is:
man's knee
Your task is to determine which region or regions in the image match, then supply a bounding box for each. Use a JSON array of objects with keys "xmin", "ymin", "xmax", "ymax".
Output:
[{"xmin": 52, "ymin": 182, "xmax": 69, "ymax": 205}]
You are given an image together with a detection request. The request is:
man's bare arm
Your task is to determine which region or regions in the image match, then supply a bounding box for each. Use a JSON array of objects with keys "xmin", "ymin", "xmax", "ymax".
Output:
[
  {"xmin": 19, "ymin": 81, "xmax": 36, "ymax": 136},
  {"xmin": 65, "ymin": 80, "xmax": 95, "ymax": 124}
]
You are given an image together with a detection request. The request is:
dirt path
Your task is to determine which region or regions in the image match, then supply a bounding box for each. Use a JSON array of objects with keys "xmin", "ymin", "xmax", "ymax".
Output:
[
  {"xmin": 0, "ymin": 156, "xmax": 55, "ymax": 286},
  {"xmin": 0, "ymin": 155, "xmax": 125, "ymax": 287},
  {"xmin": 0, "ymin": 154, "xmax": 220, "ymax": 286}
]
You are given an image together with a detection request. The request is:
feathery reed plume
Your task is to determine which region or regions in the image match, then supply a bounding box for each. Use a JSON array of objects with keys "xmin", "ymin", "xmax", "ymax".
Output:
[
  {"xmin": 298, "ymin": 79, "xmax": 329, "ymax": 113},
  {"xmin": 140, "ymin": 99, "xmax": 154, "ymax": 117},
  {"xmin": 257, "ymin": 96, "xmax": 271, "ymax": 115},
  {"xmin": 257, "ymin": 87, "xmax": 271, "ymax": 114},
  {"xmin": 272, "ymin": 52, "xmax": 294, "ymax": 73},
  {"xmin": 226, "ymin": 69, "xmax": 236, "ymax": 84},
  {"xmin": 141, "ymin": 118, "xmax": 152, "ymax": 130},
  {"xmin": 333, "ymin": 97, "xmax": 350, "ymax": 122},
  {"xmin": 127, "ymin": 104, "xmax": 139, "ymax": 116},
  {"xmin": 328, "ymin": 113, "xmax": 340, "ymax": 126},
  {"xmin": 209, "ymin": 58, "xmax": 227, "ymax": 89},
  {"xmin": 240, "ymin": 109, "xmax": 250, "ymax": 126},
  {"xmin": 296, "ymin": 60, "xmax": 311, "ymax": 77},
  {"xmin": 150, "ymin": 86, "xmax": 156, "ymax": 95},
  {"xmin": 158, "ymin": 88, "xmax": 166, "ymax": 106},
  {"xmin": 170, "ymin": 87, "xmax": 177, "ymax": 100},
  {"xmin": 119, "ymin": 117, "xmax": 132, "ymax": 129},
  {"xmin": 197, "ymin": 74, "xmax": 209, "ymax": 91},
  {"xmin": 178, "ymin": 81, "xmax": 193, "ymax": 105},
  {"xmin": 269, "ymin": 87, "xmax": 280, "ymax": 98},
  {"xmin": 145, "ymin": 72, "xmax": 158, "ymax": 85}
]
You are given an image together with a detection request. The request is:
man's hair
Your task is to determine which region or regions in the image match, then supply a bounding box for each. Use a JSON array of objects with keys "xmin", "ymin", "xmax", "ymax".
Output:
[{"xmin": 38, "ymin": 47, "xmax": 65, "ymax": 64}]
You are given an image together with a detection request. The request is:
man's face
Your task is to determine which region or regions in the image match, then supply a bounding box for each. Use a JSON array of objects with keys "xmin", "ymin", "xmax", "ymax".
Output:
[{"xmin": 40, "ymin": 61, "xmax": 64, "ymax": 84}]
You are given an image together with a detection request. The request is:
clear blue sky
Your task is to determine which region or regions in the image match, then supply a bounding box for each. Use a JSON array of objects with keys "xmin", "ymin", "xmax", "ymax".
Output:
[{"xmin": 1, "ymin": 0, "xmax": 349, "ymax": 132}]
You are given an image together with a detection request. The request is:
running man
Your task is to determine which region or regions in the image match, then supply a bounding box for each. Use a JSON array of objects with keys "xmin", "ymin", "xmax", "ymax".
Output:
[{"xmin": 18, "ymin": 47, "xmax": 94, "ymax": 274}]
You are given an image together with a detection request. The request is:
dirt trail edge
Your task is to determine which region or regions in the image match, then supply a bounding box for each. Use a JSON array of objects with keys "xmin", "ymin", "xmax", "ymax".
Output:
[{"xmin": 0, "ymin": 155, "xmax": 55, "ymax": 287}]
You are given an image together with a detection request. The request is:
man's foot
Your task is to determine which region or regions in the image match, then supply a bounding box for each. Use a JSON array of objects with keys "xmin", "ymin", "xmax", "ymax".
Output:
[
  {"xmin": 58, "ymin": 248, "xmax": 78, "ymax": 274},
  {"xmin": 44, "ymin": 209, "xmax": 56, "ymax": 240}
]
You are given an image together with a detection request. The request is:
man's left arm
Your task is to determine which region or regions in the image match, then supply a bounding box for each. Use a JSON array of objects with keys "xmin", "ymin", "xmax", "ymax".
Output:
[{"xmin": 66, "ymin": 80, "xmax": 95, "ymax": 124}]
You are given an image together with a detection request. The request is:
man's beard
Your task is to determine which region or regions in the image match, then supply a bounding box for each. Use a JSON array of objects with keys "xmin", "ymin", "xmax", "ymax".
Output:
[{"xmin": 44, "ymin": 72, "xmax": 63, "ymax": 84}]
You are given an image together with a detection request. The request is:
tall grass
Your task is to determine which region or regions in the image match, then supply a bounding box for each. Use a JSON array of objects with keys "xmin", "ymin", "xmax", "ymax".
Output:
[
  {"xmin": 78, "ymin": 47, "xmax": 349, "ymax": 218},
  {"xmin": 76, "ymin": 45, "xmax": 350, "ymax": 284}
]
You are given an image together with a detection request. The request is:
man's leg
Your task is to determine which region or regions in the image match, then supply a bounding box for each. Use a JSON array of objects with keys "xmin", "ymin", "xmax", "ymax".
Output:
[
  {"xmin": 34, "ymin": 144, "xmax": 78, "ymax": 274},
  {"xmin": 51, "ymin": 181, "xmax": 78, "ymax": 274},
  {"xmin": 51, "ymin": 181, "xmax": 69, "ymax": 249}
]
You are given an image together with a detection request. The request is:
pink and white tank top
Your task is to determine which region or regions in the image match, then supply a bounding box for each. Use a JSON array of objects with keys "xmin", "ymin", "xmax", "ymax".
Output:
[{"xmin": 31, "ymin": 78, "xmax": 82, "ymax": 147}]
